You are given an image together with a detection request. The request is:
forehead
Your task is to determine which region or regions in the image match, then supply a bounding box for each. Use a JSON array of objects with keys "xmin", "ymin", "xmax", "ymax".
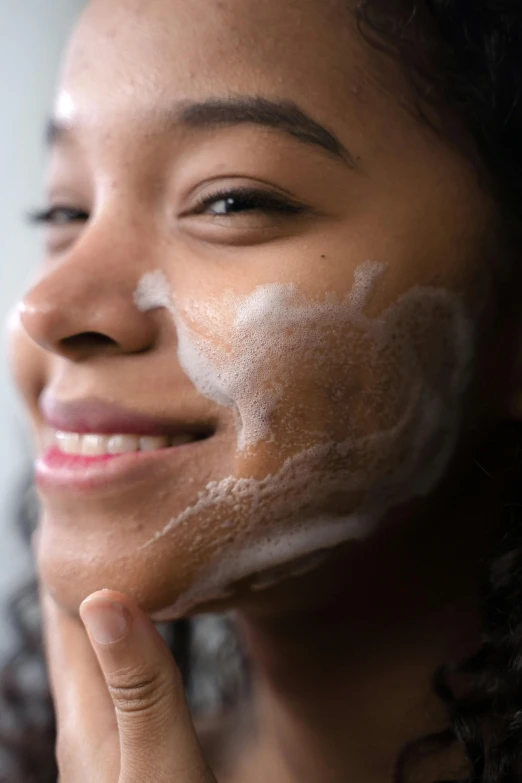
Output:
[{"xmin": 58, "ymin": 0, "xmax": 400, "ymax": 129}]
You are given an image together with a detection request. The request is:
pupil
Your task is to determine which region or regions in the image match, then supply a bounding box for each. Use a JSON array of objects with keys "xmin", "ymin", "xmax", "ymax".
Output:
[
  {"xmin": 212, "ymin": 195, "xmax": 251, "ymax": 215},
  {"xmin": 214, "ymin": 197, "xmax": 239, "ymax": 215}
]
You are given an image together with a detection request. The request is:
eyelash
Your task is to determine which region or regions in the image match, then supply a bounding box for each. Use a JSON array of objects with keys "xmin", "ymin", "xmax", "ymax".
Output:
[
  {"xmin": 191, "ymin": 187, "xmax": 307, "ymax": 217},
  {"xmin": 28, "ymin": 206, "xmax": 89, "ymax": 225},
  {"xmin": 28, "ymin": 188, "xmax": 306, "ymax": 226}
]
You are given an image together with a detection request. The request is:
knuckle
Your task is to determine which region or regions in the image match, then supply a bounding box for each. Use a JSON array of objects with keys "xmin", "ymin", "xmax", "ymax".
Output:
[{"xmin": 106, "ymin": 661, "xmax": 173, "ymax": 715}]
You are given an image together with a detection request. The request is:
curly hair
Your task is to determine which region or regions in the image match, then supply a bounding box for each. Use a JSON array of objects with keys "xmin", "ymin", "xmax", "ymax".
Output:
[
  {"xmin": 1, "ymin": 2, "xmax": 522, "ymax": 781},
  {"xmin": 357, "ymin": 0, "xmax": 522, "ymax": 226}
]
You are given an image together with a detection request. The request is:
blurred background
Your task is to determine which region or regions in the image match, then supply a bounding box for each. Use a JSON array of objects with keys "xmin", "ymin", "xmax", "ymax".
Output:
[{"xmin": 0, "ymin": 1, "xmax": 83, "ymax": 656}]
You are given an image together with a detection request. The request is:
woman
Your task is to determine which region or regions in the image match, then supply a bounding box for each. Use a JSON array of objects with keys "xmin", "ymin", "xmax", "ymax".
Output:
[{"xmin": 2, "ymin": 0, "xmax": 522, "ymax": 780}]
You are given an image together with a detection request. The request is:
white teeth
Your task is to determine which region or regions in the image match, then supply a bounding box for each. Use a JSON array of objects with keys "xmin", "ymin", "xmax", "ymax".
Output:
[
  {"xmin": 54, "ymin": 431, "xmax": 198, "ymax": 456},
  {"xmin": 56, "ymin": 431, "xmax": 81, "ymax": 454},
  {"xmin": 107, "ymin": 435, "xmax": 140, "ymax": 454},
  {"xmin": 139, "ymin": 435, "xmax": 170, "ymax": 451},
  {"xmin": 81, "ymin": 434, "xmax": 108, "ymax": 457}
]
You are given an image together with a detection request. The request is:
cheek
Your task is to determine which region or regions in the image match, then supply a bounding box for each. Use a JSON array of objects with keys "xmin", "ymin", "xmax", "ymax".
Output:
[
  {"xmin": 131, "ymin": 262, "xmax": 476, "ymax": 616},
  {"xmin": 175, "ymin": 262, "xmax": 474, "ymax": 468}
]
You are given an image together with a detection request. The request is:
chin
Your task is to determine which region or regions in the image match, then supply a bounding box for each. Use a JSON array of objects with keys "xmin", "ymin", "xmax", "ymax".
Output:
[
  {"xmin": 35, "ymin": 516, "xmax": 207, "ymax": 618},
  {"xmin": 35, "ymin": 500, "xmax": 338, "ymax": 621},
  {"xmin": 33, "ymin": 426, "xmax": 410, "ymax": 621}
]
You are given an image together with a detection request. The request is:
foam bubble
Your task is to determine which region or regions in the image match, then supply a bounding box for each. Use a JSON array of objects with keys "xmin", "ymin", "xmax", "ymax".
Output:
[
  {"xmin": 134, "ymin": 262, "xmax": 475, "ymax": 613},
  {"xmin": 133, "ymin": 270, "xmax": 172, "ymax": 312}
]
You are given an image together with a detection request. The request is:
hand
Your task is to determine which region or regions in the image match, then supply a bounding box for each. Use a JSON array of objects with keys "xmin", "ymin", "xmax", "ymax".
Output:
[{"xmin": 42, "ymin": 587, "xmax": 217, "ymax": 783}]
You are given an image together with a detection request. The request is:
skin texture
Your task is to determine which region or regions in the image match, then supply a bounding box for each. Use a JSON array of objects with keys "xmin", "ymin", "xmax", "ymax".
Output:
[
  {"xmin": 9, "ymin": 0, "xmax": 503, "ymax": 615},
  {"xmin": 8, "ymin": 0, "xmax": 522, "ymax": 780}
]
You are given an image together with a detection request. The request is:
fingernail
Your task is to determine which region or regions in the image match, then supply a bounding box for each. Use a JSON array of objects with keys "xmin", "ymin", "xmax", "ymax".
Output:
[{"xmin": 80, "ymin": 598, "xmax": 129, "ymax": 645}]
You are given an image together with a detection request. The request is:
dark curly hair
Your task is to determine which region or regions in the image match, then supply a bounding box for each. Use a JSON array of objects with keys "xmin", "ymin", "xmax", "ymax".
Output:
[{"xmin": 1, "ymin": 1, "xmax": 522, "ymax": 781}]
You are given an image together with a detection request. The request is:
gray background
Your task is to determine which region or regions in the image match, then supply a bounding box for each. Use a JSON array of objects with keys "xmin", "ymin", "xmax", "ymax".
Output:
[{"xmin": 0, "ymin": 1, "xmax": 83, "ymax": 655}]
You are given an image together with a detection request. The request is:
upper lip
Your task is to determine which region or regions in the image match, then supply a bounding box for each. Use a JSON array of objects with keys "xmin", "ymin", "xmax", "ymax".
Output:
[{"xmin": 40, "ymin": 393, "xmax": 214, "ymax": 438}]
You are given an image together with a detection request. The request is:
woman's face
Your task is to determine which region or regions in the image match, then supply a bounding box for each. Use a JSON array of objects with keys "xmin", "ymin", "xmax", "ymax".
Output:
[{"xmin": 9, "ymin": 0, "xmax": 507, "ymax": 618}]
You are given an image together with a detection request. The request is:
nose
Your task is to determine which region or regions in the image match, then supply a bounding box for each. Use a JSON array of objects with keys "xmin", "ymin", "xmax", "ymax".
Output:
[{"xmin": 19, "ymin": 235, "xmax": 159, "ymax": 361}]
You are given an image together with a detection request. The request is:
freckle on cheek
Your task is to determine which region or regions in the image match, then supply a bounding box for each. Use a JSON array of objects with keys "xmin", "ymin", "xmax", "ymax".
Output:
[{"xmin": 134, "ymin": 262, "xmax": 475, "ymax": 614}]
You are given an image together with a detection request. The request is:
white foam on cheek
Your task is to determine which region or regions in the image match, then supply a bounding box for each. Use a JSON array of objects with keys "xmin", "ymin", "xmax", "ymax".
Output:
[
  {"xmin": 134, "ymin": 271, "xmax": 241, "ymax": 412},
  {"xmin": 134, "ymin": 272, "xmax": 296, "ymax": 447},
  {"xmin": 163, "ymin": 262, "xmax": 390, "ymax": 453},
  {"xmin": 133, "ymin": 270, "xmax": 172, "ymax": 312},
  {"xmin": 134, "ymin": 264, "xmax": 475, "ymax": 614}
]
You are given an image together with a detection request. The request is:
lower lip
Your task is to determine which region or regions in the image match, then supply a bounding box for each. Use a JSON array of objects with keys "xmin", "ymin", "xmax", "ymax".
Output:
[{"xmin": 35, "ymin": 442, "xmax": 204, "ymax": 494}]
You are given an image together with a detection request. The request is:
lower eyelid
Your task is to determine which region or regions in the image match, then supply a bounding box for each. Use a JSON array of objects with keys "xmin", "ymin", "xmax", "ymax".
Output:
[{"xmin": 177, "ymin": 214, "xmax": 311, "ymax": 246}]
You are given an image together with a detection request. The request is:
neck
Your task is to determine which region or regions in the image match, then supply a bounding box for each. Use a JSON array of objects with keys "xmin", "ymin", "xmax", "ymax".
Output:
[{"xmin": 233, "ymin": 461, "xmax": 500, "ymax": 783}]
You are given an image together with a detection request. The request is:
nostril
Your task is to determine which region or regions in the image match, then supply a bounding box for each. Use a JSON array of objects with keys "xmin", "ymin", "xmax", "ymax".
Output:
[{"xmin": 60, "ymin": 332, "xmax": 118, "ymax": 351}]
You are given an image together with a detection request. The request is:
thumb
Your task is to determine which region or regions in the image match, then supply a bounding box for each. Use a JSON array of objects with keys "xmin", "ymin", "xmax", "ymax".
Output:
[{"xmin": 80, "ymin": 590, "xmax": 216, "ymax": 783}]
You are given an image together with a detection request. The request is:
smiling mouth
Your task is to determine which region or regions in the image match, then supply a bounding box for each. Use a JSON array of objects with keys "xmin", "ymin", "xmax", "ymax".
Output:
[
  {"xmin": 50, "ymin": 430, "xmax": 204, "ymax": 457},
  {"xmin": 35, "ymin": 428, "xmax": 216, "ymax": 495},
  {"xmin": 36, "ymin": 394, "xmax": 218, "ymax": 492}
]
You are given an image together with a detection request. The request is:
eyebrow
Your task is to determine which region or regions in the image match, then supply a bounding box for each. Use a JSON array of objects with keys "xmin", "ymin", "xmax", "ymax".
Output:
[{"xmin": 47, "ymin": 96, "xmax": 357, "ymax": 167}]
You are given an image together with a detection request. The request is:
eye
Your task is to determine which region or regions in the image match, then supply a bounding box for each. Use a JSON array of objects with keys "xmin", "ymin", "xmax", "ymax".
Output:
[
  {"xmin": 192, "ymin": 187, "xmax": 307, "ymax": 218},
  {"xmin": 28, "ymin": 206, "xmax": 90, "ymax": 226}
]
